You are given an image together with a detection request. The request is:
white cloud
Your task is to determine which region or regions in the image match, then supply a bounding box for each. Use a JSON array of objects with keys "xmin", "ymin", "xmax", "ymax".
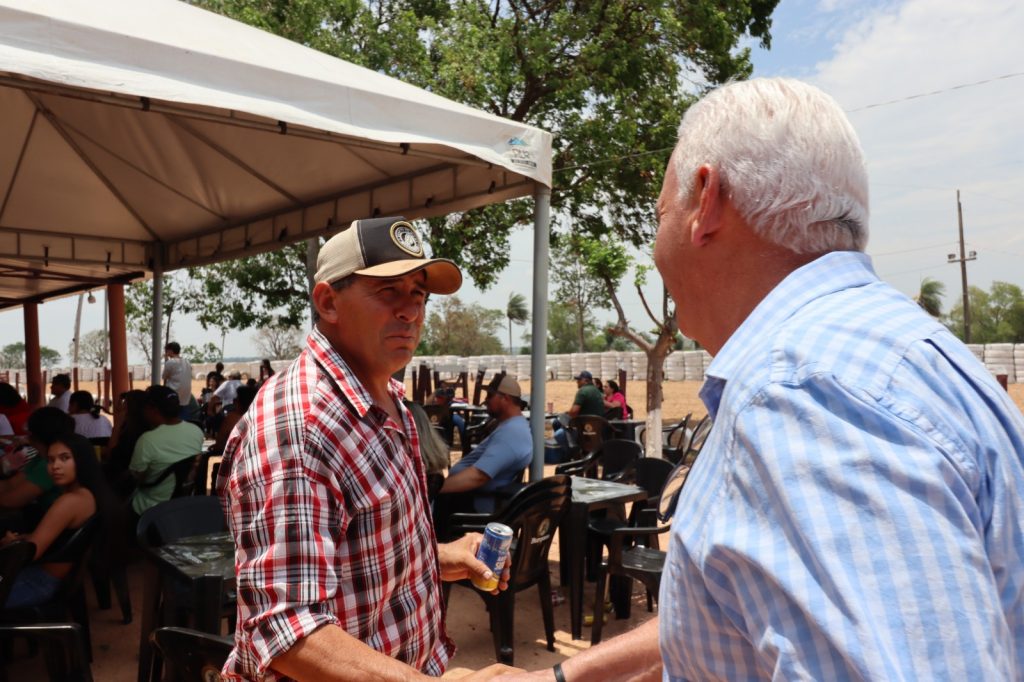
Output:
[{"xmin": 805, "ymin": 0, "xmax": 1024, "ymax": 303}]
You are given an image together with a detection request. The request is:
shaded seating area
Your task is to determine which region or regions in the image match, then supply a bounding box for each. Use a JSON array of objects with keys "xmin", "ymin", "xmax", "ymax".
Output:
[{"xmin": 444, "ymin": 476, "xmax": 571, "ymax": 665}]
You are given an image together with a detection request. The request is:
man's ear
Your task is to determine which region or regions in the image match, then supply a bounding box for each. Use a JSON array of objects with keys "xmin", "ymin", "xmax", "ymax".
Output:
[
  {"xmin": 311, "ymin": 282, "xmax": 339, "ymax": 324},
  {"xmin": 691, "ymin": 164, "xmax": 723, "ymax": 246}
]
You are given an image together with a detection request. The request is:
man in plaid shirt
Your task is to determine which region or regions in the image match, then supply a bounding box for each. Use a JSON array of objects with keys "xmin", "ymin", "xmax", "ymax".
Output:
[{"xmin": 218, "ymin": 217, "xmax": 518, "ymax": 681}]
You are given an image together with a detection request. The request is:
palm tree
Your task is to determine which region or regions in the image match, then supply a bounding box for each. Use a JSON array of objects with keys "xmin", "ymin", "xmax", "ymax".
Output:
[
  {"xmin": 505, "ymin": 292, "xmax": 530, "ymax": 354},
  {"xmin": 914, "ymin": 277, "xmax": 945, "ymax": 317}
]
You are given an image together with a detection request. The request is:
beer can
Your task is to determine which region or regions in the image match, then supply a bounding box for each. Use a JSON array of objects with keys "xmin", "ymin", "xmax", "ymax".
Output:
[{"xmin": 471, "ymin": 522, "xmax": 514, "ymax": 591}]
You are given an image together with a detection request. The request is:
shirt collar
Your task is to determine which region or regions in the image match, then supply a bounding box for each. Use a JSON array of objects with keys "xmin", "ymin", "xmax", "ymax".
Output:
[
  {"xmin": 699, "ymin": 251, "xmax": 878, "ymax": 418},
  {"xmin": 306, "ymin": 327, "xmax": 407, "ymax": 420}
]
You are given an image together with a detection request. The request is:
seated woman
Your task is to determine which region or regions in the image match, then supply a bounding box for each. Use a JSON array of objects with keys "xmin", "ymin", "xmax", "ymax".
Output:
[
  {"xmin": 1, "ymin": 434, "xmax": 101, "ymax": 609},
  {"xmin": 102, "ymin": 390, "xmax": 149, "ymax": 498},
  {"xmin": 602, "ymin": 379, "xmax": 628, "ymax": 420},
  {"xmin": 68, "ymin": 390, "xmax": 113, "ymax": 440}
]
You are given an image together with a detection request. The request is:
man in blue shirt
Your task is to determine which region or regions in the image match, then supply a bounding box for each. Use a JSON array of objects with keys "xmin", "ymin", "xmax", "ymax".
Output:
[
  {"xmin": 496, "ymin": 78, "xmax": 1024, "ymax": 682},
  {"xmin": 440, "ymin": 376, "xmax": 532, "ymax": 513}
]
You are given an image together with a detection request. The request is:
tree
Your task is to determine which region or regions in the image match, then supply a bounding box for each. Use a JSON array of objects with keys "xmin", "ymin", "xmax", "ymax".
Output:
[
  {"xmin": 505, "ymin": 292, "xmax": 529, "ymax": 355},
  {"xmin": 40, "ymin": 347, "xmax": 62, "ymax": 368},
  {"xmin": 73, "ymin": 330, "xmax": 109, "ymax": 367},
  {"xmin": 552, "ymin": 235, "xmax": 618, "ymax": 352},
  {"xmin": 947, "ymin": 281, "xmax": 1024, "ymax": 343},
  {"xmin": 253, "ymin": 325, "xmax": 304, "ymax": 360},
  {"xmin": 189, "ymin": 0, "xmax": 778, "ymax": 323},
  {"xmin": 541, "ymin": 301, "xmax": 604, "ymax": 354},
  {"xmin": 182, "ymin": 342, "xmax": 223, "ymax": 364},
  {"xmin": 914, "ymin": 277, "xmax": 945, "ymax": 317},
  {"xmin": 0, "ymin": 343, "xmax": 62, "ymax": 369},
  {"xmin": 125, "ymin": 276, "xmax": 187, "ymax": 365},
  {"xmin": 575, "ymin": 234, "xmax": 679, "ymax": 457},
  {"xmin": 418, "ymin": 296, "xmax": 504, "ymax": 356}
]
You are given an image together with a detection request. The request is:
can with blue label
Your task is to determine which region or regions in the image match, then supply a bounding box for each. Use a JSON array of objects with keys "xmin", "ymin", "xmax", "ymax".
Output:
[{"xmin": 472, "ymin": 522, "xmax": 514, "ymax": 591}]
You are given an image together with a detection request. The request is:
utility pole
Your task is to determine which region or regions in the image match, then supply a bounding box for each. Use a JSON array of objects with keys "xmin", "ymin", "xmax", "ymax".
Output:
[{"xmin": 947, "ymin": 189, "xmax": 976, "ymax": 342}]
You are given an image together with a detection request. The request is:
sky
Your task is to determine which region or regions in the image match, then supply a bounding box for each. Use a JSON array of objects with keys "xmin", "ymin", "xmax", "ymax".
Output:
[{"xmin": 1, "ymin": 0, "xmax": 1022, "ymax": 364}]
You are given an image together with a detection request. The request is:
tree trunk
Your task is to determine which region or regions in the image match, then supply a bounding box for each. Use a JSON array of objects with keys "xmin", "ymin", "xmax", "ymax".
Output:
[{"xmin": 643, "ymin": 333, "xmax": 674, "ymax": 458}]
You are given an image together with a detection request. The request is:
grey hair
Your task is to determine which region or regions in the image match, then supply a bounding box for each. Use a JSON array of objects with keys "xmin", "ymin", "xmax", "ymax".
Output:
[{"xmin": 673, "ymin": 78, "xmax": 869, "ymax": 254}]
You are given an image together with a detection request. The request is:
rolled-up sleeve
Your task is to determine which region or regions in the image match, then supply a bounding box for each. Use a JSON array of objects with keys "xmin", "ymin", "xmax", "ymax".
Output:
[{"xmin": 224, "ymin": 461, "xmax": 347, "ymax": 680}]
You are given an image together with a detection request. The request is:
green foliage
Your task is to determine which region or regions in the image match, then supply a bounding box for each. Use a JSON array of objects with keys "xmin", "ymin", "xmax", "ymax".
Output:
[
  {"xmin": 184, "ymin": 244, "xmax": 311, "ymax": 331},
  {"xmin": 418, "ymin": 296, "xmax": 504, "ymax": 356},
  {"xmin": 182, "ymin": 342, "xmax": 223, "ymax": 363},
  {"xmin": 0, "ymin": 342, "xmax": 62, "ymax": 369},
  {"xmin": 505, "ymin": 292, "xmax": 530, "ymax": 354},
  {"xmin": 552, "ymin": 233, "xmax": 632, "ymax": 351},
  {"xmin": 544, "ymin": 300, "xmax": 604, "ymax": 354},
  {"xmin": 947, "ymin": 281, "xmax": 1024, "ymax": 342},
  {"xmin": 914, "ymin": 277, "xmax": 945, "ymax": 317},
  {"xmin": 186, "ymin": 0, "xmax": 778, "ymax": 324}
]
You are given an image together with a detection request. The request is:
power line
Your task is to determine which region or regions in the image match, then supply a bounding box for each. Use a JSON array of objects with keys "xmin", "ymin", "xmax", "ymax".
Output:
[
  {"xmin": 552, "ymin": 72, "xmax": 1024, "ymax": 175},
  {"xmin": 871, "ymin": 241, "xmax": 953, "ymax": 257},
  {"xmin": 847, "ymin": 72, "xmax": 1024, "ymax": 113}
]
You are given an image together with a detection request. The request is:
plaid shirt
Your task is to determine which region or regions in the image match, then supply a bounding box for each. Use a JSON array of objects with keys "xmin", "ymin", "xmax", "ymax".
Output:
[{"xmin": 217, "ymin": 328, "xmax": 454, "ymax": 681}]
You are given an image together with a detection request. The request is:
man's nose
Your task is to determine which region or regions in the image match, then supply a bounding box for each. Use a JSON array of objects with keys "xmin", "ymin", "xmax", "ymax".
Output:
[{"xmin": 395, "ymin": 296, "xmax": 423, "ymax": 322}]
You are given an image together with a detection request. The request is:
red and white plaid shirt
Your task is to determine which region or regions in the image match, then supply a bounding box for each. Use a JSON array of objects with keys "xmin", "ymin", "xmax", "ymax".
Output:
[{"xmin": 217, "ymin": 328, "xmax": 454, "ymax": 681}]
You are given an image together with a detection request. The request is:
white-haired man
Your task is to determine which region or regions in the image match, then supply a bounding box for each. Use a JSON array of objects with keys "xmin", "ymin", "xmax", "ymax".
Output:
[{"xmin": 498, "ymin": 78, "xmax": 1024, "ymax": 681}]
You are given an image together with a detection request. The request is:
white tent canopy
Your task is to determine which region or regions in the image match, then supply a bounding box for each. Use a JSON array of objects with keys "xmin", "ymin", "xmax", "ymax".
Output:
[{"xmin": 0, "ymin": 0, "xmax": 553, "ymax": 479}]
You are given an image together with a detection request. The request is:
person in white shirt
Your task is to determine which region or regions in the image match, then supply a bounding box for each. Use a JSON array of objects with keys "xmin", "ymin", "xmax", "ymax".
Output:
[
  {"xmin": 48, "ymin": 374, "xmax": 71, "ymax": 413},
  {"xmin": 68, "ymin": 390, "xmax": 113, "ymax": 439},
  {"xmin": 161, "ymin": 342, "xmax": 194, "ymax": 419}
]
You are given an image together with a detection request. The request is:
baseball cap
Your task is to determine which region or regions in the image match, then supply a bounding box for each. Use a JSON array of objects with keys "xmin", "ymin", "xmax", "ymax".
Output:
[
  {"xmin": 144, "ymin": 385, "xmax": 180, "ymax": 412},
  {"xmin": 488, "ymin": 375, "xmax": 527, "ymax": 408},
  {"xmin": 574, "ymin": 370, "xmax": 593, "ymax": 381},
  {"xmin": 314, "ymin": 216, "xmax": 462, "ymax": 294}
]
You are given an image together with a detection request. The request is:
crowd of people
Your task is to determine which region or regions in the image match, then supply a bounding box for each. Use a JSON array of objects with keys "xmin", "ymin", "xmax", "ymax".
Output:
[{"xmin": 3, "ymin": 75, "xmax": 1024, "ymax": 681}]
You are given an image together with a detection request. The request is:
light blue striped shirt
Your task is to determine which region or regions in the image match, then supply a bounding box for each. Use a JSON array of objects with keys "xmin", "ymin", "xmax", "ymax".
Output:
[{"xmin": 660, "ymin": 251, "xmax": 1024, "ymax": 680}]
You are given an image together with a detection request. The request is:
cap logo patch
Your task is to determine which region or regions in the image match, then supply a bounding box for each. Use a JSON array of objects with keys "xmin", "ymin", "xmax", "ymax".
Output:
[{"xmin": 390, "ymin": 221, "xmax": 423, "ymax": 257}]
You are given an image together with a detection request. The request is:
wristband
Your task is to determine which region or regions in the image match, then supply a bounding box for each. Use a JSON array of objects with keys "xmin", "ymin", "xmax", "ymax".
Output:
[{"xmin": 553, "ymin": 662, "xmax": 567, "ymax": 682}]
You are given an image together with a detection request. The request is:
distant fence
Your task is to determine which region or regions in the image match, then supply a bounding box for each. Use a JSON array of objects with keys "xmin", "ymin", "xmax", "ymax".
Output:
[
  {"xmin": 413, "ymin": 344, "xmax": 1024, "ymax": 384},
  {"xmin": 3, "ymin": 343, "xmax": 1020, "ymax": 396}
]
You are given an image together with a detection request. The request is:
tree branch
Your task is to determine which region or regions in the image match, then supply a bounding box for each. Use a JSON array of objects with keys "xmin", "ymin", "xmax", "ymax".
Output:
[{"xmin": 637, "ymin": 282, "xmax": 664, "ymax": 332}]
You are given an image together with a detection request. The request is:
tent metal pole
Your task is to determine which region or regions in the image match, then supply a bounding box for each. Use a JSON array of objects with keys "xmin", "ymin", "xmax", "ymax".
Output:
[
  {"xmin": 528, "ymin": 184, "xmax": 551, "ymax": 482},
  {"xmin": 150, "ymin": 244, "xmax": 164, "ymax": 386}
]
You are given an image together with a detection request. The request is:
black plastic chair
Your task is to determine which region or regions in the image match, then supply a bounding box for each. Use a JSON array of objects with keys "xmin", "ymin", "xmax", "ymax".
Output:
[
  {"xmin": 0, "ymin": 540, "xmax": 37, "ymax": 608},
  {"xmin": 568, "ymin": 415, "xmax": 611, "ymax": 456},
  {"xmin": 0, "ymin": 623, "xmax": 93, "ymax": 682},
  {"xmin": 446, "ymin": 476, "xmax": 571, "ymax": 665},
  {"xmin": 595, "ymin": 439, "xmax": 642, "ymax": 482},
  {"xmin": 151, "ymin": 626, "xmax": 233, "ymax": 682},
  {"xmin": 589, "ymin": 460, "xmax": 695, "ymax": 644},
  {"xmin": 683, "ymin": 416, "xmax": 713, "ymax": 463},
  {"xmin": 1, "ymin": 516, "xmax": 102, "ymax": 660},
  {"xmin": 661, "ymin": 414, "xmax": 692, "ymax": 463},
  {"xmin": 136, "ymin": 495, "xmax": 227, "ymax": 549},
  {"xmin": 137, "ymin": 455, "xmax": 200, "ymax": 501}
]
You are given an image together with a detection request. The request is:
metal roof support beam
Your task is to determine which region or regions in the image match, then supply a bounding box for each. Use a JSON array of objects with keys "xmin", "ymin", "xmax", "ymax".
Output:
[
  {"xmin": 149, "ymin": 243, "xmax": 164, "ymax": 387},
  {"xmin": 528, "ymin": 184, "xmax": 551, "ymax": 483}
]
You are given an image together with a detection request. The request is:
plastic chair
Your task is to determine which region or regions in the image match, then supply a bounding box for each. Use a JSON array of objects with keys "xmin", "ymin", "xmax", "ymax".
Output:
[
  {"xmin": 151, "ymin": 626, "xmax": 233, "ymax": 682},
  {"xmin": 0, "ymin": 623, "xmax": 93, "ymax": 682},
  {"xmin": 595, "ymin": 440, "xmax": 642, "ymax": 482},
  {"xmin": 568, "ymin": 415, "xmax": 611, "ymax": 455},
  {"xmin": 683, "ymin": 416, "xmax": 713, "ymax": 463},
  {"xmin": 136, "ymin": 455, "xmax": 200, "ymax": 502},
  {"xmin": 136, "ymin": 496, "xmax": 227, "ymax": 548},
  {"xmin": 0, "ymin": 540, "xmax": 37, "ymax": 607},
  {"xmin": 1, "ymin": 516, "xmax": 102, "ymax": 660},
  {"xmin": 446, "ymin": 476, "xmax": 571, "ymax": 665},
  {"xmin": 589, "ymin": 460, "xmax": 695, "ymax": 644},
  {"xmin": 661, "ymin": 414, "xmax": 692, "ymax": 463}
]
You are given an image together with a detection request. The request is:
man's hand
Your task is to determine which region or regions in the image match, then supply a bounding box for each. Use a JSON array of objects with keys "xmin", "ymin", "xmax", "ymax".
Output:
[
  {"xmin": 437, "ymin": 533, "xmax": 511, "ymax": 594},
  {"xmin": 457, "ymin": 664, "xmax": 526, "ymax": 680}
]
